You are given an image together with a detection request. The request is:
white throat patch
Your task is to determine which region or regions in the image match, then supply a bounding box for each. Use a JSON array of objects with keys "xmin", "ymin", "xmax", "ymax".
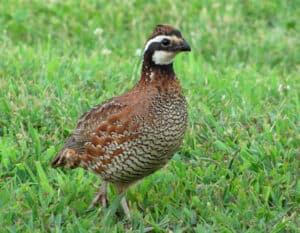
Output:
[{"xmin": 152, "ymin": 51, "xmax": 177, "ymax": 65}]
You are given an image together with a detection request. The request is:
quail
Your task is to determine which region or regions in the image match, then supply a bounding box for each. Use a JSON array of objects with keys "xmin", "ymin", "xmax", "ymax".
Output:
[{"xmin": 51, "ymin": 24, "xmax": 191, "ymax": 218}]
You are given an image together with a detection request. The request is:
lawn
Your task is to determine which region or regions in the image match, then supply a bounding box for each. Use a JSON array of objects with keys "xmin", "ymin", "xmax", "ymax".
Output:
[{"xmin": 0, "ymin": 0, "xmax": 299, "ymax": 232}]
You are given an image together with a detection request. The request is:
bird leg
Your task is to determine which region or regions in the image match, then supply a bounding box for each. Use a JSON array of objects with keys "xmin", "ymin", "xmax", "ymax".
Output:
[
  {"xmin": 121, "ymin": 196, "xmax": 131, "ymax": 220},
  {"xmin": 88, "ymin": 181, "xmax": 108, "ymax": 210},
  {"xmin": 114, "ymin": 183, "xmax": 132, "ymax": 220}
]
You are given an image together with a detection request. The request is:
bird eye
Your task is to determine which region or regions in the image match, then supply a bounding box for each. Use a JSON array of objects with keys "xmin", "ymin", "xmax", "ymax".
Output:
[{"xmin": 161, "ymin": 38, "xmax": 171, "ymax": 47}]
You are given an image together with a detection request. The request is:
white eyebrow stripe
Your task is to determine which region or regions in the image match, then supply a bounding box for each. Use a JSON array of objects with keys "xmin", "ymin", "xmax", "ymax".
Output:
[{"xmin": 144, "ymin": 35, "xmax": 173, "ymax": 52}]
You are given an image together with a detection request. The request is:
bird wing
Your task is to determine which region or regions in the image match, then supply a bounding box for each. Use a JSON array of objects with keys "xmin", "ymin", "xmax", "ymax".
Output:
[
  {"xmin": 51, "ymin": 97, "xmax": 140, "ymax": 168},
  {"xmin": 73, "ymin": 99, "xmax": 127, "ymax": 142}
]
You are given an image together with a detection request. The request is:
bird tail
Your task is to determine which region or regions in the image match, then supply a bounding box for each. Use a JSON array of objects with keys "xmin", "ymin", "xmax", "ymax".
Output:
[
  {"xmin": 51, "ymin": 136, "xmax": 81, "ymax": 169},
  {"xmin": 51, "ymin": 149, "xmax": 67, "ymax": 168}
]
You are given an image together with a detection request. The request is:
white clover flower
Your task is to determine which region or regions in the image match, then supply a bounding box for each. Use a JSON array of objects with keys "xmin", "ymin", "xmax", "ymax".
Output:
[
  {"xmin": 93, "ymin": 28, "xmax": 103, "ymax": 37},
  {"xmin": 101, "ymin": 48, "xmax": 112, "ymax": 55},
  {"xmin": 135, "ymin": 48, "xmax": 142, "ymax": 57}
]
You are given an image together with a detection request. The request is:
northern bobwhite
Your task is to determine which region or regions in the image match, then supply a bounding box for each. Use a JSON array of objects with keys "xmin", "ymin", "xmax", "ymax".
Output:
[{"xmin": 51, "ymin": 24, "xmax": 191, "ymax": 218}]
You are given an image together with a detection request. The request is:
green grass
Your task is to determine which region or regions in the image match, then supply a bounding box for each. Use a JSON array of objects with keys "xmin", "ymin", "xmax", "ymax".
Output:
[{"xmin": 0, "ymin": 0, "xmax": 299, "ymax": 232}]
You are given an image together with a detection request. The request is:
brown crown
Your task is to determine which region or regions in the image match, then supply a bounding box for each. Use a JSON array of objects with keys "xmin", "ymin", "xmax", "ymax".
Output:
[{"xmin": 148, "ymin": 24, "xmax": 181, "ymax": 40}]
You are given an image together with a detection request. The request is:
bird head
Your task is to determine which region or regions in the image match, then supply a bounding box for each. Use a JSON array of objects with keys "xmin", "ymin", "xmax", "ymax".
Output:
[{"xmin": 143, "ymin": 25, "xmax": 191, "ymax": 65}]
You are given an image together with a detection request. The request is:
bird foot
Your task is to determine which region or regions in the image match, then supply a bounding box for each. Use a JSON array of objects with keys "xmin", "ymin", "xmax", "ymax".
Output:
[{"xmin": 88, "ymin": 181, "xmax": 108, "ymax": 210}]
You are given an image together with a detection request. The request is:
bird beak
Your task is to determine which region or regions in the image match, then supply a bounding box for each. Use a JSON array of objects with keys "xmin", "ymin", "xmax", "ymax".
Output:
[{"xmin": 175, "ymin": 40, "xmax": 191, "ymax": 52}]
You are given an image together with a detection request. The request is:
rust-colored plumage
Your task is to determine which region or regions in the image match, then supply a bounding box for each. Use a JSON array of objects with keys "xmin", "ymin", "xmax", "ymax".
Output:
[{"xmin": 51, "ymin": 25, "xmax": 191, "ymax": 218}]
